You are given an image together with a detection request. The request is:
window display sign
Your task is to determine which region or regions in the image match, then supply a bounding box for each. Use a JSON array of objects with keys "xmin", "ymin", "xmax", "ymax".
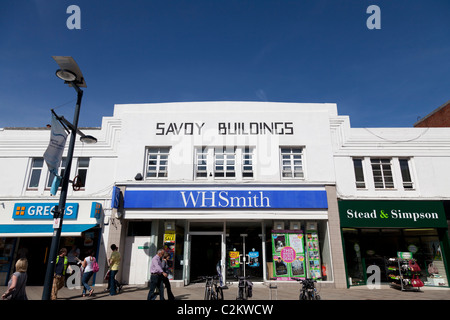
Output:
[
  {"xmin": 248, "ymin": 250, "xmax": 260, "ymax": 267},
  {"xmin": 164, "ymin": 231, "xmax": 176, "ymax": 279},
  {"xmin": 229, "ymin": 251, "xmax": 240, "ymax": 268},
  {"xmin": 306, "ymin": 226, "xmax": 322, "ymax": 279},
  {"xmin": 271, "ymin": 230, "xmax": 305, "ymax": 279}
]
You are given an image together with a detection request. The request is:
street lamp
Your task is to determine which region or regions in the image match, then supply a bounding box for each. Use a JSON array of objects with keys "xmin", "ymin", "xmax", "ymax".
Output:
[{"xmin": 42, "ymin": 56, "xmax": 95, "ymax": 300}]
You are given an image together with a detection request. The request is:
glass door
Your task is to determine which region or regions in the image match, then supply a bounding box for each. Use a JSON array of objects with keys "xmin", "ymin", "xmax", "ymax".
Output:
[
  {"xmin": 183, "ymin": 233, "xmax": 191, "ymax": 286},
  {"xmin": 185, "ymin": 231, "xmax": 225, "ymax": 285},
  {"xmin": 226, "ymin": 222, "xmax": 264, "ymax": 282}
]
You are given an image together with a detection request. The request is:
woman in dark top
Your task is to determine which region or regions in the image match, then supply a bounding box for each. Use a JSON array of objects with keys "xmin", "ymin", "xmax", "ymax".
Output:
[
  {"xmin": 161, "ymin": 252, "xmax": 175, "ymax": 300},
  {"xmin": 2, "ymin": 258, "xmax": 28, "ymax": 300}
]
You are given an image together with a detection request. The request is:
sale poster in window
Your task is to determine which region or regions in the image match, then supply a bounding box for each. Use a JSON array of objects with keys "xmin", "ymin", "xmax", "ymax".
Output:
[
  {"xmin": 271, "ymin": 230, "xmax": 305, "ymax": 280},
  {"xmin": 164, "ymin": 231, "xmax": 176, "ymax": 279},
  {"xmin": 306, "ymin": 223, "xmax": 322, "ymax": 280}
]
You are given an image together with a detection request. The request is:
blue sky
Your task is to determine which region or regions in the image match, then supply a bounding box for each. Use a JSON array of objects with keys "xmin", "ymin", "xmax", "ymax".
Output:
[{"xmin": 1, "ymin": 0, "xmax": 449, "ymax": 128}]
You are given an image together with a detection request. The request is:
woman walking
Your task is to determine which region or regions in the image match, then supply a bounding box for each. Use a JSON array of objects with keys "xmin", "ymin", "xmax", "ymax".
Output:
[
  {"xmin": 81, "ymin": 250, "xmax": 96, "ymax": 297},
  {"xmin": 2, "ymin": 258, "xmax": 28, "ymax": 300}
]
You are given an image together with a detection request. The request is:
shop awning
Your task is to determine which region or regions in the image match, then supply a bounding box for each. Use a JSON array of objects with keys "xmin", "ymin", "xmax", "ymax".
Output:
[{"xmin": 0, "ymin": 224, "xmax": 98, "ymax": 237}]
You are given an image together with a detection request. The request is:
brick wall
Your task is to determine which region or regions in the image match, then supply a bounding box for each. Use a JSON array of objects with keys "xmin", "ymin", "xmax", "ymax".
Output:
[{"xmin": 415, "ymin": 102, "xmax": 450, "ymax": 127}]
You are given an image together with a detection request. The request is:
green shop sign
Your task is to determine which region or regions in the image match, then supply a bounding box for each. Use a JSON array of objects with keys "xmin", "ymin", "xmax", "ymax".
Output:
[{"xmin": 339, "ymin": 200, "xmax": 447, "ymax": 228}]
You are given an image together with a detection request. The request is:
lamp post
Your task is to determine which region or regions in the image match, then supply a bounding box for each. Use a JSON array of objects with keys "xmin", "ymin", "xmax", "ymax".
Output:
[{"xmin": 42, "ymin": 56, "xmax": 95, "ymax": 300}]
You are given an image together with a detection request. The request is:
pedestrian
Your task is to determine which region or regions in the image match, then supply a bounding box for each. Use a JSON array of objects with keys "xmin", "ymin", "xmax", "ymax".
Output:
[
  {"xmin": 66, "ymin": 244, "xmax": 81, "ymax": 284},
  {"xmin": 2, "ymin": 258, "xmax": 28, "ymax": 300},
  {"xmin": 108, "ymin": 244, "xmax": 121, "ymax": 296},
  {"xmin": 147, "ymin": 249, "xmax": 166, "ymax": 300},
  {"xmin": 161, "ymin": 252, "xmax": 175, "ymax": 300},
  {"xmin": 68, "ymin": 244, "xmax": 81, "ymax": 266},
  {"xmin": 51, "ymin": 248, "xmax": 69, "ymax": 300},
  {"xmin": 81, "ymin": 249, "xmax": 96, "ymax": 297}
]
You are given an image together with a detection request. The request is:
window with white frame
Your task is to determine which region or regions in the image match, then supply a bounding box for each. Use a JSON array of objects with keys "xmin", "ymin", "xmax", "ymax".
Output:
[
  {"xmin": 146, "ymin": 147, "xmax": 170, "ymax": 178},
  {"xmin": 195, "ymin": 146, "xmax": 208, "ymax": 178},
  {"xmin": 195, "ymin": 146, "xmax": 253, "ymax": 179},
  {"xmin": 280, "ymin": 147, "xmax": 304, "ymax": 179},
  {"xmin": 399, "ymin": 158, "xmax": 414, "ymax": 189},
  {"xmin": 352, "ymin": 158, "xmax": 366, "ymax": 189},
  {"xmin": 76, "ymin": 157, "xmax": 90, "ymax": 188},
  {"xmin": 371, "ymin": 158, "xmax": 394, "ymax": 189},
  {"xmin": 28, "ymin": 158, "xmax": 44, "ymax": 189},
  {"xmin": 46, "ymin": 157, "xmax": 67, "ymax": 188},
  {"xmin": 242, "ymin": 147, "xmax": 254, "ymax": 178},
  {"xmin": 214, "ymin": 146, "xmax": 236, "ymax": 178}
]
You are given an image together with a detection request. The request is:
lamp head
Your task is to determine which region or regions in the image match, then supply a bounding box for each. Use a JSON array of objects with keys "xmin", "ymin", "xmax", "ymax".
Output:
[
  {"xmin": 80, "ymin": 135, "xmax": 97, "ymax": 144},
  {"xmin": 55, "ymin": 69, "xmax": 77, "ymax": 82},
  {"xmin": 52, "ymin": 56, "xmax": 87, "ymax": 88}
]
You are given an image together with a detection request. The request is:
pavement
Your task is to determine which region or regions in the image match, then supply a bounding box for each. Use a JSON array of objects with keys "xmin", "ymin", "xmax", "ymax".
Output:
[
  {"xmin": 2, "ymin": 282, "xmax": 450, "ymax": 301},
  {"xmin": 2, "ymin": 282, "xmax": 449, "ymax": 318}
]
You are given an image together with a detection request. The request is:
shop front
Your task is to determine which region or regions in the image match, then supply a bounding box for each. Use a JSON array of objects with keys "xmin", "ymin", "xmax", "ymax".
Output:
[
  {"xmin": 119, "ymin": 184, "xmax": 335, "ymax": 286},
  {"xmin": 0, "ymin": 201, "xmax": 103, "ymax": 285},
  {"xmin": 339, "ymin": 200, "xmax": 450, "ymax": 287}
]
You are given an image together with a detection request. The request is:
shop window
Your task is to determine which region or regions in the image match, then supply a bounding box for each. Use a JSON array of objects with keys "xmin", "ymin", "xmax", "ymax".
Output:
[
  {"xmin": 145, "ymin": 147, "xmax": 170, "ymax": 178},
  {"xmin": 352, "ymin": 158, "xmax": 366, "ymax": 189},
  {"xmin": 370, "ymin": 158, "xmax": 394, "ymax": 189},
  {"xmin": 399, "ymin": 158, "xmax": 414, "ymax": 189},
  {"xmin": 265, "ymin": 220, "xmax": 332, "ymax": 282},
  {"xmin": 280, "ymin": 147, "xmax": 304, "ymax": 179},
  {"xmin": 28, "ymin": 158, "xmax": 44, "ymax": 189}
]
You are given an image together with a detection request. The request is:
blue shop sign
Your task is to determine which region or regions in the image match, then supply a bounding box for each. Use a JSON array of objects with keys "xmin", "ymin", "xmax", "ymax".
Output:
[
  {"xmin": 124, "ymin": 189, "xmax": 328, "ymax": 209},
  {"xmin": 13, "ymin": 203, "xmax": 79, "ymax": 220}
]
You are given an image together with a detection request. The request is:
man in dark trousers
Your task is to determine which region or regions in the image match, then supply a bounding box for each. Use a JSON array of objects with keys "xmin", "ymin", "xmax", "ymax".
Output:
[
  {"xmin": 147, "ymin": 249, "xmax": 167, "ymax": 300},
  {"xmin": 51, "ymin": 248, "xmax": 69, "ymax": 300}
]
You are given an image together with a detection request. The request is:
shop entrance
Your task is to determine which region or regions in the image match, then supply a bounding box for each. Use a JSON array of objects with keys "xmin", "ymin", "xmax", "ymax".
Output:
[
  {"xmin": 189, "ymin": 234, "xmax": 223, "ymax": 282},
  {"xmin": 17, "ymin": 237, "xmax": 51, "ymax": 285}
]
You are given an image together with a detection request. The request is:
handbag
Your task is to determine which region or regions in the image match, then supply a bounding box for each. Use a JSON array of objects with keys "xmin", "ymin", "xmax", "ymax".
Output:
[
  {"xmin": 408, "ymin": 259, "xmax": 421, "ymax": 272},
  {"xmin": 92, "ymin": 257, "xmax": 99, "ymax": 273},
  {"xmin": 411, "ymin": 275, "xmax": 424, "ymax": 287},
  {"xmin": 104, "ymin": 269, "xmax": 111, "ymax": 281}
]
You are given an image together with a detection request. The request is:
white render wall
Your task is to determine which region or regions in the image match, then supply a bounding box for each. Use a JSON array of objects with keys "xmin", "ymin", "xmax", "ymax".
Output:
[
  {"xmin": 0, "ymin": 116, "xmax": 121, "ymax": 224},
  {"xmin": 331, "ymin": 116, "xmax": 450, "ymax": 200},
  {"xmin": 113, "ymin": 101, "xmax": 338, "ymax": 184}
]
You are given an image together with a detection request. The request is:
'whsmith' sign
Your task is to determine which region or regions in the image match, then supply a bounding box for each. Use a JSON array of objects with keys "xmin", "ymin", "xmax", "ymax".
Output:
[{"xmin": 124, "ymin": 188, "xmax": 327, "ymax": 210}]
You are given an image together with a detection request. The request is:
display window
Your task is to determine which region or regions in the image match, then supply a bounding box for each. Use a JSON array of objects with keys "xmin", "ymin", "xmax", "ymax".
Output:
[
  {"xmin": 0, "ymin": 238, "xmax": 17, "ymax": 285},
  {"xmin": 342, "ymin": 228, "xmax": 448, "ymax": 287},
  {"xmin": 265, "ymin": 220, "xmax": 331, "ymax": 282}
]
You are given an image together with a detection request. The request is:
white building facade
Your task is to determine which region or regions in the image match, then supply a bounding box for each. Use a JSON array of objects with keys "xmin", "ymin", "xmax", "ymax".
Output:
[
  {"xmin": 109, "ymin": 102, "xmax": 346, "ymax": 288},
  {"xmin": 1, "ymin": 101, "xmax": 449, "ymax": 290},
  {"xmin": 0, "ymin": 117, "xmax": 120, "ymax": 285},
  {"xmin": 332, "ymin": 116, "xmax": 450, "ymax": 287}
]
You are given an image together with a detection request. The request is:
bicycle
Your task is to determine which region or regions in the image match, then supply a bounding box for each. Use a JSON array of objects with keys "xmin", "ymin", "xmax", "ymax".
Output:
[
  {"xmin": 235, "ymin": 275, "xmax": 252, "ymax": 300},
  {"xmin": 199, "ymin": 276, "xmax": 224, "ymax": 300},
  {"xmin": 296, "ymin": 277, "xmax": 321, "ymax": 300}
]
